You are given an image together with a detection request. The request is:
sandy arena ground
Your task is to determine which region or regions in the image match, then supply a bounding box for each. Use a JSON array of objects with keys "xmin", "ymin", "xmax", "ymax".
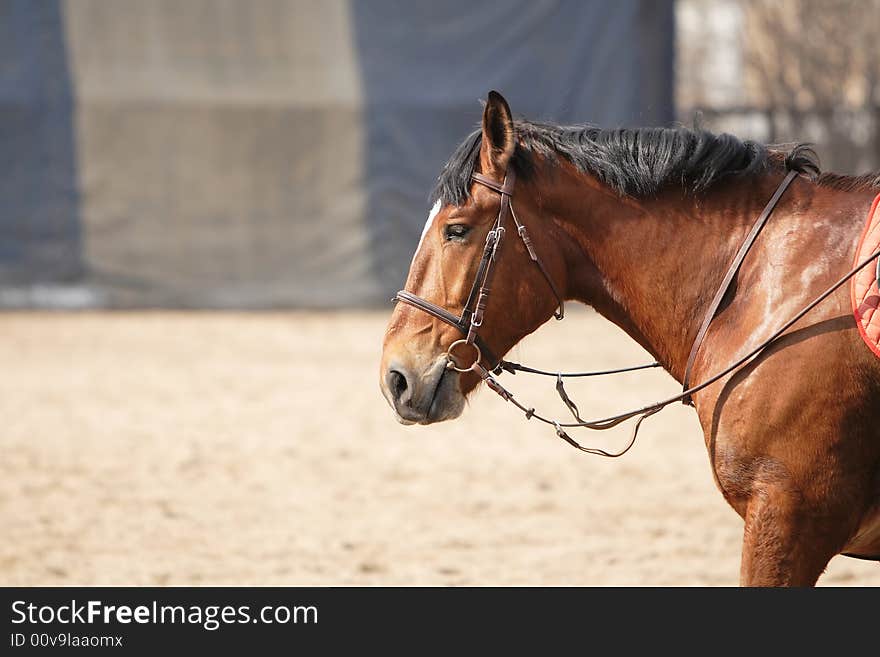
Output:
[{"xmin": 1, "ymin": 310, "xmax": 877, "ymax": 586}]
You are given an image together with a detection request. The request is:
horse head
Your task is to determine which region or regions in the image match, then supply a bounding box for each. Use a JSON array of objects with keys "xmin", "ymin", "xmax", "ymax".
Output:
[{"xmin": 379, "ymin": 91, "xmax": 567, "ymax": 424}]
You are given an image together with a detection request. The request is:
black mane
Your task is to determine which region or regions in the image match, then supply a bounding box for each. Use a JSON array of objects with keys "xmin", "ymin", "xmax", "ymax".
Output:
[{"xmin": 432, "ymin": 119, "xmax": 825, "ymax": 206}]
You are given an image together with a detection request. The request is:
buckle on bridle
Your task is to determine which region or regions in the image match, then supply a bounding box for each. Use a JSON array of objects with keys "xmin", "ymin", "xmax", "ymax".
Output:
[{"xmin": 491, "ymin": 226, "xmax": 505, "ymax": 259}]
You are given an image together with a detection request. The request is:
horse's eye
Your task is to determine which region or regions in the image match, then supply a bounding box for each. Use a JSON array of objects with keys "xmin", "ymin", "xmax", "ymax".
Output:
[{"xmin": 444, "ymin": 224, "xmax": 471, "ymax": 241}]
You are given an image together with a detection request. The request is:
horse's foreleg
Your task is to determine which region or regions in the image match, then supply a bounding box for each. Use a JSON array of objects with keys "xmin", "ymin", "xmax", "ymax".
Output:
[{"xmin": 739, "ymin": 486, "xmax": 842, "ymax": 586}]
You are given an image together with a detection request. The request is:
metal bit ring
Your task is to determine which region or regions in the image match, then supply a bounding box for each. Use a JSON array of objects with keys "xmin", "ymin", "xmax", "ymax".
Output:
[{"xmin": 445, "ymin": 339, "xmax": 482, "ymax": 372}]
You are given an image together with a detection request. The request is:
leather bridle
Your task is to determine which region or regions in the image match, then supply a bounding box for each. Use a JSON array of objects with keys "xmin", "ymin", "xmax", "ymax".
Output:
[
  {"xmin": 393, "ymin": 168, "xmax": 880, "ymax": 457},
  {"xmin": 395, "ymin": 168, "xmax": 564, "ymax": 374}
]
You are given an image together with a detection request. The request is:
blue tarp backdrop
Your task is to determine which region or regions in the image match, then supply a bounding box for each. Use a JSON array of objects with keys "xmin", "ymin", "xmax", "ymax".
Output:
[
  {"xmin": 0, "ymin": 0, "xmax": 673, "ymax": 307},
  {"xmin": 0, "ymin": 1, "xmax": 81, "ymax": 287}
]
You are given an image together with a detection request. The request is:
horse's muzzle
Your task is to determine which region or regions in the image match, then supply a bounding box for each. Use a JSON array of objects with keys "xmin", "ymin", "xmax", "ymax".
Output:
[{"xmin": 381, "ymin": 357, "xmax": 465, "ymax": 425}]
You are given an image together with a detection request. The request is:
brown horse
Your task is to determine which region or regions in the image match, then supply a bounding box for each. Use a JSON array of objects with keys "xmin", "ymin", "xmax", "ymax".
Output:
[{"xmin": 379, "ymin": 90, "xmax": 880, "ymax": 586}]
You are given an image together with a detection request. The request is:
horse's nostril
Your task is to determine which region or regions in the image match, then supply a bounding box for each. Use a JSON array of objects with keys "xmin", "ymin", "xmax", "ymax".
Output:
[{"xmin": 387, "ymin": 369, "xmax": 409, "ymax": 402}]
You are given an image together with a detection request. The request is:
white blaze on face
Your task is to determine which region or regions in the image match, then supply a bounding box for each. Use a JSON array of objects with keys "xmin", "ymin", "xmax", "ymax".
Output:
[{"xmin": 412, "ymin": 199, "xmax": 442, "ymax": 265}]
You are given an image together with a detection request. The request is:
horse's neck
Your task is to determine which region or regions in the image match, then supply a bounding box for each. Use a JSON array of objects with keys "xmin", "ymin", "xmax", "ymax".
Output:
[{"xmin": 550, "ymin": 170, "xmax": 788, "ymax": 381}]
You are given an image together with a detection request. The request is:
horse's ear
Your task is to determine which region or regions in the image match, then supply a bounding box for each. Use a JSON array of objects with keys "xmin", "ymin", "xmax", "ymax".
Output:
[{"xmin": 479, "ymin": 90, "xmax": 515, "ymax": 177}]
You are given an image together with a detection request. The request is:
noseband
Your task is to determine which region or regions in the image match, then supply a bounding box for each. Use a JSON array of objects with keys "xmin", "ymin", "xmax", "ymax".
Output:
[
  {"xmin": 395, "ymin": 169, "xmax": 564, "ymax": 373},
  {"xmin": 393, "ymin": 169, "xmax": 880, "ymax": 458}
]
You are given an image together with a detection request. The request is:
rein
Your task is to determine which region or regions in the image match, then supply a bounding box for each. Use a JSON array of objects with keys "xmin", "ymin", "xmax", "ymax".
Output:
[{"xmin": 395, "ymin": 170, "xmax": 880, "ymax": 456}]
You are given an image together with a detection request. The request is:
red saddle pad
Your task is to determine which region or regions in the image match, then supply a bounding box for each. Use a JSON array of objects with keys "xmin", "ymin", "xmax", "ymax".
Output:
[{"xmin": 852, "ymin": 193, "xmax": 880, "ymax": 358}]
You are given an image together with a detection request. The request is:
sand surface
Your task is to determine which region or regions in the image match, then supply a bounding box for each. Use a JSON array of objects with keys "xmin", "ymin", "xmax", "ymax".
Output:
[{"xmin": 1, "ymin": 311, "xmax": 877, "ymax": 586}]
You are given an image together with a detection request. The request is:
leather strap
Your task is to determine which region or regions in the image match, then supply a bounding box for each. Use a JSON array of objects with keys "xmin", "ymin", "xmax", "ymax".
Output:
[
  {"xmin": 394, "ymin": 290, "xmax": 501, "ymax": 369},
  {"xmin": 472, "ymin": 170, "xmax": 564, "ymax": 319},
  {"xmin": 508, "ymin": 202, "xmax": 565, "ymax": 319},
  {"xmin": 681, "ymin": 170, "xmax": 798, "ymax": 404},
  {"xmin": 472, "ymin": 172, "xmax": 516, "ymax": 195}
]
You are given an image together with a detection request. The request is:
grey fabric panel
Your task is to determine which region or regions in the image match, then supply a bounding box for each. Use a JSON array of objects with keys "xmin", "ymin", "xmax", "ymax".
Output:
[
  {"xmin": 65, "ymin": 0, "xmax": 373, "ymax": 307},
  {"xmin": 63, "ymin": 0, "xmax": 364, "ymax": 106},
  {"xmin": 0, "ymin": 0, "xmax": 82, "ymax": 284},
  {"xmin": 78, "ymin": 104, "xmax": 372, "ymax": 307},
  {"xmin": 353, "ymin": 0, "xmax": 675, "ymax": 297}
]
